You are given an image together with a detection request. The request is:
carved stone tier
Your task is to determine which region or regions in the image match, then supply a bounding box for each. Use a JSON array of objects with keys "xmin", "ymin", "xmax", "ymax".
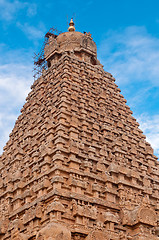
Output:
[
  {"xmin": 0, "ymin": 26, "xmax": 159, "ymax": 240},
  {"xmin": 44, "ymin": 31, "xmax": 100, "ymax": 68}
]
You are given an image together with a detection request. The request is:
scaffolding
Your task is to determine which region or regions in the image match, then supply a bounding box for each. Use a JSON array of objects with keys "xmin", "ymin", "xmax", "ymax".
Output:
[{"xmin": 33, "ymin": 27, "xmax": 61, "ymax": 80}]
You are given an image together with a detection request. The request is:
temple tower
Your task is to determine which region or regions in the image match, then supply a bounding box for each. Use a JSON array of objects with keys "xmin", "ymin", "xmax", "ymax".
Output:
[{"xmin": 0, "ymin": 20, "xmax": 159, "ymax": 240}]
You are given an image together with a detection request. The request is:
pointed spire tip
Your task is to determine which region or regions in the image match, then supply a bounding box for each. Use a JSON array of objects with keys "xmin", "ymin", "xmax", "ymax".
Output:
[{"xmin": 68, "ymin": 18, "xmax": 75, "ymax": 32}]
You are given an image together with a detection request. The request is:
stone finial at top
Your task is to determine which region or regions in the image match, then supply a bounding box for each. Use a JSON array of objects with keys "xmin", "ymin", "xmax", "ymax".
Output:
[{"xmin": 68, "ymin": 18, "xmax": 75, "ymax": 32}]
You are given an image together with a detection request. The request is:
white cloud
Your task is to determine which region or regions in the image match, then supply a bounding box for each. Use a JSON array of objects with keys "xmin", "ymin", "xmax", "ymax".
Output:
[
  {"xmin": 0, "ymin": 63, "xmax": 32, "ymax": 104},
  {"xmin": 0, "ymin": 0, "xmax": 37, "ymax": 21},
  {"xmin": 0, "ymin": 0, "xmax": 42, "ymax": 44},
  {"xmin": 98, "ymin": 26, "xmax": 159, "ymax": 158},
  {"xmin": 137, "ymin": 114, "xmax": 159, "ymax": 158},
  {"xmin": 0, "ymin": 25, "xmax": 159, "ymax": 161},
  {"xmin": 0, "ymin": 0, "xmax": 24, "ymax": 21},
  {"xmin": 0, "ymin": 113, "xmax": 18, "ymax": 154},
  {"xmin": 17, "ymin": 22, "xmax": 46, "ymax": 40},
  {"xmin": 0, "ymin": 49, "xmax": 33, "ymax": 154},
  {"xmin": 98, "ymin": 26, "xmax": 159, "ymax": 86},
  {"xmin": 26, "ymin": 3, "xmax": 37, "ymax": 17}
]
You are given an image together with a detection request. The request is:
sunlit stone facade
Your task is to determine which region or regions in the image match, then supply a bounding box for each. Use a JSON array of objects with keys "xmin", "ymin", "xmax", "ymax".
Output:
[{"xmin": 0, "ymin": 23, "xmax": 159, "ymax": 240}]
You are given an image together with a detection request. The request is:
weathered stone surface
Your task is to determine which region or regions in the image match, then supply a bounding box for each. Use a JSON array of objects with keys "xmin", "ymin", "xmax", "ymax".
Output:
[
  {"xmin": 0, "ymin": 22, "xmax": 158, "ymax": 240},
  {"xmin": 85, "ymin": 230, "xmax": 109, "ymax": 240},
  {"xmin": 36, "ymin": 222, "xmax": 71, "ymax": 240},
  {"xmin": 121, "ymin": 207, "xmax": 157, "ymax": 226}
]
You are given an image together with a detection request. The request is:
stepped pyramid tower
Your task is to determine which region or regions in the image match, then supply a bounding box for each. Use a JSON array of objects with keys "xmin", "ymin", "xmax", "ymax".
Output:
[{"xmin": 0, "ymin": 19, "xmax": 159, "ymax": 240}]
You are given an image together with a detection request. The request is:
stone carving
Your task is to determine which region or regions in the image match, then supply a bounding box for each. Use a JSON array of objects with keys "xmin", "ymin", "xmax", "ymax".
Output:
[
  {"xmin": 11, "ymin": 232, "xmax": 28, "ymax": 240},
  {"xmin": 104, "ymin": 211, "xmax": 119, "ymax": 223},
  {"xmin": 46, "ymin": 197, "xmax": 65, "ymax": 213},
  {"xmin": 46, "ymin": 197, "xmax": 66, "ymax": 220},
  {"xmin": 121, "ymin": 206, "xmax": 157, "ymax": 226},
  {"xmin": 23, "ymin": 203, "xmax": 43, "ymax": 224},
  {"xmin": 36, "ymin": 222, "xmax": 71, "ymax": 240},
  {"xmin": 85, "ymin": 230, "xmax": 109, "ymax": 240},
  {"xmin": 118, "ymin": 186, "xmax": 146, "ymax": 210},
  {"xmin": 139, "ymin": 207, "xmax": 157, "ymax": 226},
  {"xmin": 0, "ymin": 217, "xmax": 9, "ymax": 235},
  {"xmin": 71, "ymin": 199, "xmax": 97, "ymax": 220},
  {"xmin": 155, "ymin": 227, "xmax": 159, "ymax": 236},
  {"xmin": 81, "ymin": 35, "xmax": 97, "ymax": 54},
  {"xmin": 0, "ymin": 22, "xmax": 158, "ymax": 240}
]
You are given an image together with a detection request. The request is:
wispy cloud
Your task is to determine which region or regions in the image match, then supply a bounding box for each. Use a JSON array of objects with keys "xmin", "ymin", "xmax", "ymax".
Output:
[
  {"xmin": 98, "ymin": 26, "xmax": 159, "ymax": 86},
  {"xmin": 137, "ymin": 114, "xmax": 159, "ymax": 158},
  {"xmin": 26, "ymin": 3, "xmax": 37, "ymax": 17},
  {"xmin": 98, "ymin": 26, "xmax": 159, "ymax": 158},
  {"xmin": 0, "ymin": 113, "xmax": 18, "ymax": 154},
  {"xmin": 0, "ymin": 0, "xmax": 42, "ymax": 44},
  {"xmin": 0, "ymin": 25, "xmax": 159, "ymax": 160},
  {"xmin": 0, "ymin": 63, "xmax": 32, "ymax": 103},
  {"xmin": 0, "ymin": 0, "xmax": 37, "ymax": 21},
  {"xmin": 0, "ymin": 48, "xmax": 33, "ymax": 154},
  {"xmin": 17, "ymin": 22, "xmax": 46, "ymax": 40},
  {"xmin": 0, "ymin": 0, "xmax": 24, "ymax": 21}
]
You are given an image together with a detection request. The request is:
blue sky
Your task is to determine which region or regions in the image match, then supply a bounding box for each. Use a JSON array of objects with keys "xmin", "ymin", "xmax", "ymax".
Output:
[{"xmin": 0, "ymin": 0, "xmax": 159, "ymax": 157}]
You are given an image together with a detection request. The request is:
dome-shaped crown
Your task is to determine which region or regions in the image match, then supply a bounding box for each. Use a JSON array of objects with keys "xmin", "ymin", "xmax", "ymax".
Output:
[
  {"xmin": 44, "ymin": 21, "xmax": 98, "ymax": 67},
  {"xmin": 45, "ymin": 31, "xmax": 97, "ymax": 58}
]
